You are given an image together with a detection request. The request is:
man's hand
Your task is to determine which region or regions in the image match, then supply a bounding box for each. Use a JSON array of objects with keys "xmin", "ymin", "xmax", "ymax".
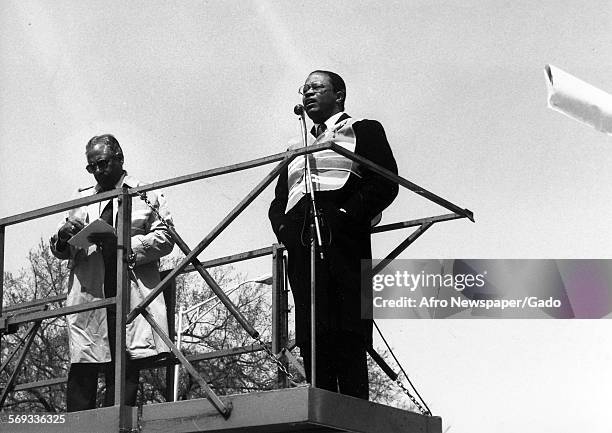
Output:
[
  {"xmin": 56, "ymin": 219, "xmax": 85, "ymax": 250},
  {"xmin": 58, "ymin": 218, "xmax": 85, "ymax": 240},
  {"xmin": 87, "ymin": 232, "xmax": 118, "ymax": 254}
]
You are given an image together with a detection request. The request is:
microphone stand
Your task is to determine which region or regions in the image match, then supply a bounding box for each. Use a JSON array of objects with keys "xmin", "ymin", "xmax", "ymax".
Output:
[
  {"xmin": 294, "ymin": 104, "xmax": 324, "ymax": 388},
  {"xmin": 295, "ymin": 106, "xmax": 325, "ymax": 261}
]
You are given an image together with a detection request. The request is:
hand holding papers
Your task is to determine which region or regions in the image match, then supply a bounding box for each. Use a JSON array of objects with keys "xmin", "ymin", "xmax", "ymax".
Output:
[
  {"xmin": 68, "ymin": 219, "xmax": 116, "ymax": 250},
  {"xmin": 58, "ymin": 218, "xmax": 85, "ymax": 243}
]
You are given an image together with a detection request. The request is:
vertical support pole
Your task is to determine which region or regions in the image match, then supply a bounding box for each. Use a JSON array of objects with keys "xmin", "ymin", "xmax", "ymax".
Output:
[
  {"xmin": 0, "ymin": 225, "xmax": 5, "ymax": 350},
  {"xmin": 173, "ymin": 305, "xmax": 184, "ymax": 401},
  {"xmin": 162, "ymin": 271, "xmax": 176, "ymax": 402},
  {"xmin": 271, "ymin": 243, "xmax": 288, "ymax": 388},
  {"xmin": 280, "ymin": 248, "xmax": 289, "ymax": 386},
  {"xmin": 0, "ymin": 225, "xmax": 5, "ymax": 322},
  {"xmin": 309, "ymin": 220, "xmax": 316, "ymax": 388},
  {"xmin": 115, "ymin": 188, "xmax": 131, "ymax": 429}
]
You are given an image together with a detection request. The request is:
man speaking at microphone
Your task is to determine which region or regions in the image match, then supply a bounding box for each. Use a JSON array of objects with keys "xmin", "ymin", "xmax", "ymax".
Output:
[{"xmin": 269, "ymin": 70, "xmax": 398, "ymax": 399}]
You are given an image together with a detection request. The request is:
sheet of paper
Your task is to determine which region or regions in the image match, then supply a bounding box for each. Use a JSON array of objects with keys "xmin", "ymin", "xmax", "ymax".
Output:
[
  {"xmin": 545, "ymin": 64, "xmax": 612, "ymax": 135},
  {"xmin": 68, "ymin": 218, "xmax": 115, "ymax": 250}
]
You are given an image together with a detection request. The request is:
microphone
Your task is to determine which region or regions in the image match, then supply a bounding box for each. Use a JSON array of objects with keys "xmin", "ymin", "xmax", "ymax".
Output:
[{"xmin": 294, "ymin": 104, "xmax": 304, "ymax": 116}]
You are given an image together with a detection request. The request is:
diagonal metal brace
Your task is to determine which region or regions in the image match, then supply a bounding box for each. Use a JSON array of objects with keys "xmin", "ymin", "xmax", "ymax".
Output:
[
  {"xmin": 331, "ymin": 143, "xmax": 474, "ymax": 222},
  {"xmin": 140, "ymin": 308, "xmax": 232, "ymax": 419},
  {"xmin": 127, "ymin": 268, "xmax": 231, "ymax": 418},
  {"xmin": 366, "ymin": 346, "xmax": 398, "ymax": 381},
  {"xmin": 0, "ymin": 305, "xmax": 47, "ymax": 375},
  {"xmin": 0, "ymin": 318, "xmax": 43, "ymax": 408},
  {"xmin": 373, "ymin": 222, "xmax": 434, "ymax": 275},
  {"xmin": 0, "ymin": 332, "xmax": 30, "ymax": 376},
  {"xmin": 158, "ymin": 224, "xmax": 258, "ymax": 338},
  {"xmin": 126, "ymin": 157, "xmax": 290, "ymax": 330}
]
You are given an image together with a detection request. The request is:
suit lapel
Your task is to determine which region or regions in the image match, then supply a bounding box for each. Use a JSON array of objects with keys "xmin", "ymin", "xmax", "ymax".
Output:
[
  {"xmin": 310, "ymin": 113, "xmax": 352, "ymax": 136},
  {"xmin": 336, "ymin": 113, "xmax": 351, "ymax": 124}
]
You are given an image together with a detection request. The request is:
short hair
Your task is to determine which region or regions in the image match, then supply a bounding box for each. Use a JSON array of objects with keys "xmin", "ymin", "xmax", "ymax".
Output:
[
  {"xmin": 86, "ymin": 134, "xmax": 123, "ymax": 161},
  {"xmin": 311, "ymin": 70, "xmax": 346, "ymax": 93},
  {"xmin": 310, "ymin": 70, "xmax": 346, "ymax": 109}
]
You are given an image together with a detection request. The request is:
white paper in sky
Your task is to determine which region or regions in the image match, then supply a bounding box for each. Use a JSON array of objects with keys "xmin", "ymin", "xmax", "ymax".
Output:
[{"xmin": 545, "ymin": 64, "xmax": 612, "ymax": 135}]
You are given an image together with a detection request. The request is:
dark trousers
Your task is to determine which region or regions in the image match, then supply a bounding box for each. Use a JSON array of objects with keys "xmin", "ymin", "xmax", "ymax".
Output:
[
  {"xmin": 66, "ymin": 361, "xmax": 139, "ymax": 411},
  {"xmin": 66, "ymin": 203, "xmax": 143, "ymax": 412},
  {"xmin": 300, "ymin": 330, "xmax": 369, "ymax": 399},
  {"xmin": 284, "ymin": 204, "xmax": 372, "ymax": 400},
  {"xmin": 66, "ymin": 309, "xmax": 139, "ymax": 412}
]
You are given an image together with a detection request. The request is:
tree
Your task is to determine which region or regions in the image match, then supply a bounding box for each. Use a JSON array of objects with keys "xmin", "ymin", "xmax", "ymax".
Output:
[
  {"xmin": 1, "ymin": 239, "xmax": 70, "ymax": 412},
  {"xmin": 139, "ymin": 257, "xmax": 278, "ymax": 404},
  {"xmin": 1, "ymin": 241, "xmax": 417, "ymax": 412}
]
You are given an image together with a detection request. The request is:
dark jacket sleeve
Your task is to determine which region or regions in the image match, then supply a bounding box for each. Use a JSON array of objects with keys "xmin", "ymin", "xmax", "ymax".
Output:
[
  {"xmin": 268, "ymin": 166, "xmax": 289, "ymax": 240},
  {"xmin": 340, "ymin": 119, "xmax": 399, "ymax": 222}
]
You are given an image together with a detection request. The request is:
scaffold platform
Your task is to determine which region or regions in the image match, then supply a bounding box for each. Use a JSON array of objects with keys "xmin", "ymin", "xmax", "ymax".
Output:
[
  {"xmin": 0, "ymin": 146, "xmax": 467, "ymax": 433},
  {"xmin": 3, "ymin": 387, "xmax": 441, "ymax": 433},
  {"xmin": 139, "ymin": 387, "xmax": 441, "ymax": 433}
]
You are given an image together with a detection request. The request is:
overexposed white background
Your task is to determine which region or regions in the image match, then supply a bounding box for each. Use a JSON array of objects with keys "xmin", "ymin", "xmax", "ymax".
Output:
[{"xmin": 2, "ymin": 2, "xmax": 611, "ymax": 431}]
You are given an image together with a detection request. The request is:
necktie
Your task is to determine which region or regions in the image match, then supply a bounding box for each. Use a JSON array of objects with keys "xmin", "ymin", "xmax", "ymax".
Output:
[
  {"xmin": 99, "ymin": 199, "xmax": 117, "ymax": 297},
  {"xmin": 100, "ymin": 200, "xmax": 114, "ymax": 227},
  {"xmin": 316, "ymin": 123, "xmax": 327, "ymax": 137}
]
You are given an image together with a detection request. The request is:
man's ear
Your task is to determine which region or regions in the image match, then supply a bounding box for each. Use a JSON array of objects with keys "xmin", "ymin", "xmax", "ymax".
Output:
[{"xmin": 336, "ymin": 90, "xmax": 346, "ymax": 107}]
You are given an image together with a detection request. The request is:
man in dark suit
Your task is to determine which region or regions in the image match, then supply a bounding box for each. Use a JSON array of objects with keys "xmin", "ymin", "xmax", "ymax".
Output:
[{"xmin": 269, "ymin": 70, "xmax": 398, "ymax": 400}]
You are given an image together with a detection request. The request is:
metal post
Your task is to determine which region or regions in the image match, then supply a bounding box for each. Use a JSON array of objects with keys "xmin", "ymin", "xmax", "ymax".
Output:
[
  {"xmin": 173, "ymin": 305, "xmax": 184, "ymax": 401},
  {"xmin": 309, "ymin": 217, "xmax": 316, "ymax": 388},
  {"xmin": 271, "ymin": 244, "xmax": 288, "ymax": 388},
  {"xmin": 163, "ymin": 273, "xmax": 176, "ymax": 402},
  {"xmin": 115, "ymin": 188, "xmax": 131, "ymax": 428},
  {"xmin": 0, "ymin": 225, "xmax": 5, "ymax": 326}
]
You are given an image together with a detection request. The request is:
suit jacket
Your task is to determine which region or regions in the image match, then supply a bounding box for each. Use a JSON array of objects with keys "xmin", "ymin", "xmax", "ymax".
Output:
[
  {"xmin": 269, "ymin": 114, "xmax": 398, "ymax": 344},
  {"xmin": 50, "ymin": 173, "xmax": 174, "ymax": 363},
  {"xmin": 269, "ymin": 113, "xmax": 398, "ymax": 242}
]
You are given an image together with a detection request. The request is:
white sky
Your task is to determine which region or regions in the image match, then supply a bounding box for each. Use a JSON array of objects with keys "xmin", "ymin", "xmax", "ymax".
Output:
[{"xmin": 2, "ymin": 1, "xmax": 612, "ymax": 432}]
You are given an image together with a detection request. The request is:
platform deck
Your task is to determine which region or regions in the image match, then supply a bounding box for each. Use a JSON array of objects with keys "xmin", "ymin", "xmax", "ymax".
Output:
[
  {"xmin": 140, "ymin": 386, "xmax": 441, "ymax": 433},
  {"xmin": 2, "ymin": 387, "xmax": 441, "ymax": 433}
]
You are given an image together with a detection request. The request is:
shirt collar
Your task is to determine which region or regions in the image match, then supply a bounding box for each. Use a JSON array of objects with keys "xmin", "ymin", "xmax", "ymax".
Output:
[{"xmin": 316, "ymin": 111, "xmax": 345, "ymax": 131}]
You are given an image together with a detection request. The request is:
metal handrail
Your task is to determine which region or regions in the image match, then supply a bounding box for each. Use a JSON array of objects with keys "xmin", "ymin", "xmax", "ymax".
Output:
[
  {"xmin": 0, "ymin": 143, "xmax": 474, "ymax": 423},
  {"xmin": 0, "ymin": 143, "xmax": 332, "ymax": 228}
]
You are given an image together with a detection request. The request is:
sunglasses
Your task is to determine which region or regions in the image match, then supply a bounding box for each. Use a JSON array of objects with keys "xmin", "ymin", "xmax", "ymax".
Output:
[{"xmin": 85, "ymin": 156, "xmax": 118, "ymax": 173}]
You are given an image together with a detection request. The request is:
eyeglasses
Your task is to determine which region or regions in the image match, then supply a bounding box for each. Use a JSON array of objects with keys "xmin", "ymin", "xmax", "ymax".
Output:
[
  {"xmin": 298, "ymin": 82, "xmax": 328, "ymax": 95},
  {"xmin": 85, "ymin": 157, "xmax": 117, "ymax": 173}
]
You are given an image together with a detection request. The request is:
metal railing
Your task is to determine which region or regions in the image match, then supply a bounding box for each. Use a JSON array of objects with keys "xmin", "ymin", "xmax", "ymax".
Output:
[{"xmin": 0, "ymin": 142, "xmax": 473, "ymax": 430}]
